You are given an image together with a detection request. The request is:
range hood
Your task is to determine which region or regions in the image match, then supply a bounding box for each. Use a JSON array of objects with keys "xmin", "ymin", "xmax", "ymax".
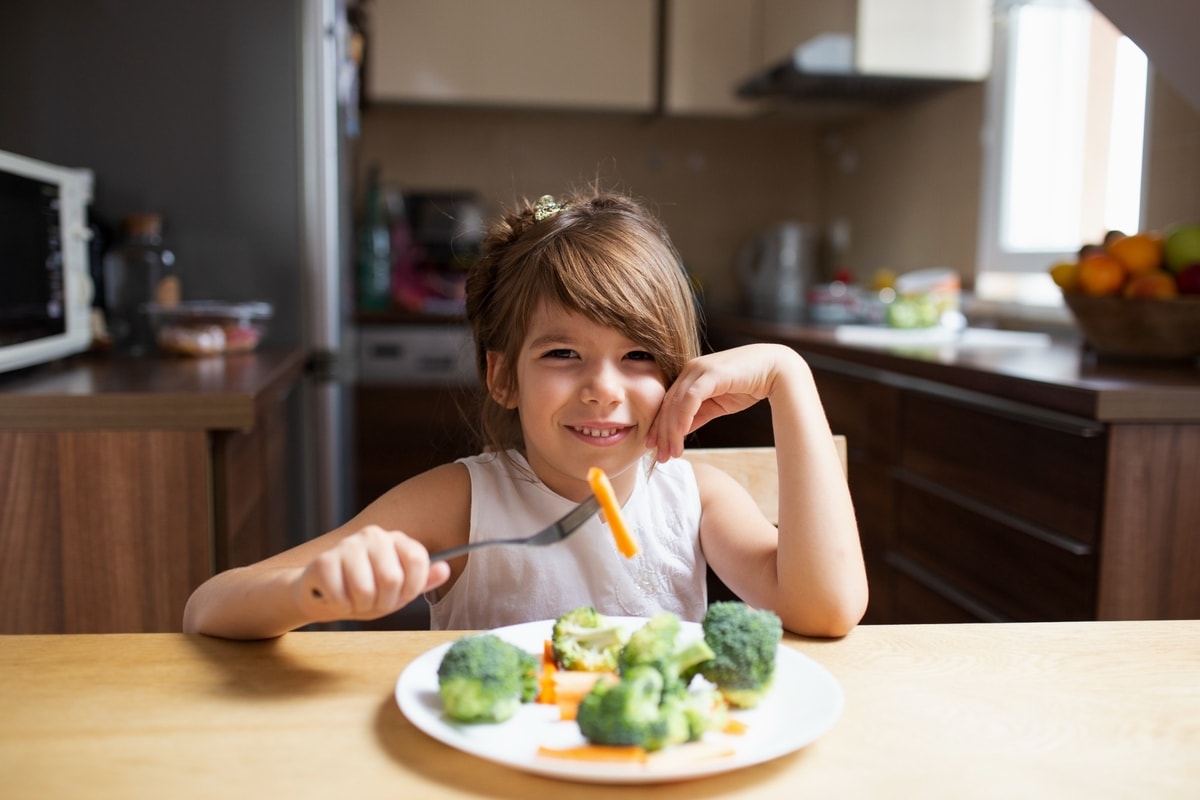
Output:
[{"xmin": 737, "ymin": 0, "xmax": 993, "ymax": 106}]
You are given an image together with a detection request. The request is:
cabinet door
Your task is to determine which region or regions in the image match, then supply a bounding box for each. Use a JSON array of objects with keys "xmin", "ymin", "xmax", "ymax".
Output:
[
  {"xmin": 0, "ymin": 430, "xmax": 211, "ymax": 634},
  {"xmin": 760, "ymin": 0, "xmax": 855, "ymax": 68},
  {"xmin": 368, "ymin": 0, "xmax": 657, "ymax": 111},
  {"xmin": 664, "ymin": 0, "xmax": 759, "ymax": 116},
  {"xmin": 354, "ymin": 385, "xmax": 479, "ymax": 510}
]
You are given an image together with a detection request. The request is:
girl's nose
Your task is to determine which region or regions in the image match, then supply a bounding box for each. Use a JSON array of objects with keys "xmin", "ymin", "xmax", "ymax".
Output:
[{"xmin": 581, "ymin": 360, "xmax": 623, "ymax": 405}]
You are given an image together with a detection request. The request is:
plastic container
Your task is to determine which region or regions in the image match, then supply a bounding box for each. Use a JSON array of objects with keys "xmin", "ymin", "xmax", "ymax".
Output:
[
  {"xmin": 143, "ymin": 300, "xmax": 273, "ymax": 357},
  {"xmin": 103, "ymin": 213, "xmax": 180, "ymax": 354}
]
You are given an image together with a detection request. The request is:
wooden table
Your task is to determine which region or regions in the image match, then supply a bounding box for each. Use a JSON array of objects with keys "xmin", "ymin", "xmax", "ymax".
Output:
[{"xmin": 3, "ymin": 621, "xmax": 1197, "ymax": 798}]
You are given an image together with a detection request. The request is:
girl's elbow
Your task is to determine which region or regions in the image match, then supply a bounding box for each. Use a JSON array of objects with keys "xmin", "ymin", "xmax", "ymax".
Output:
[
  {"xmin": 181, "ymin": 592, "xmax": 206, "ymax": 635},
  {"xmin": 796, "ymin": 588, "xmax": 869, "ymax": 639}
]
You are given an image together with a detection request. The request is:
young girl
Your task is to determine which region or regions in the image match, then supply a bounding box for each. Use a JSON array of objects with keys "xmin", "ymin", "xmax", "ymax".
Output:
[{"xmin": 183, "ymin": 190, "xmax": 867, "ymax": 639}]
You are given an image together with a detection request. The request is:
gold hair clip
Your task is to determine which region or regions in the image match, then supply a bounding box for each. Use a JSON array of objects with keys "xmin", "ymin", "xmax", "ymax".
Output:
[{"xmin": 533, "ymin": 194, "xmax": 566, "ymax": 222}]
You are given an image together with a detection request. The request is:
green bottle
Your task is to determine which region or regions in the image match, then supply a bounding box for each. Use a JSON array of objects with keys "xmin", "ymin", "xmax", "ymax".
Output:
[{"xmin": 357, "ymin": 167, "xmax": 391, "ymax": 311}]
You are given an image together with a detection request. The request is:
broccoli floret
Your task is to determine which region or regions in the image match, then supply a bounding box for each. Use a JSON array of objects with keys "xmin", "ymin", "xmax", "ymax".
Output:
[
  {"xmin": 576, "ymin": 665, "xmax": 690, "ymax": 752},
  {"xmin": 551, "ymin": 607, "xmax": 628, "ymax": 672},
  {"xmin": 662, "ymin": 679, "xmax": 729, "ymax": 742},
  {"xmin": 436, "ymin": 634, "xmax": 538, "ymax": 723},
  {"xmin": 617, "ymin": 611, "xmax": 715, "ymax": 687},
  {"xmin": 698, "ymin": 601, "xmax": 783, "ymax": 709}
]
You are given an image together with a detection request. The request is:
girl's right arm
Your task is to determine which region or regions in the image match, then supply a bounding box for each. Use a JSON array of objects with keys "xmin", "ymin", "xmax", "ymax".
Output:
[{"xmin": 182, "ymin": 462, "xmax": 470, "ymax": 639}]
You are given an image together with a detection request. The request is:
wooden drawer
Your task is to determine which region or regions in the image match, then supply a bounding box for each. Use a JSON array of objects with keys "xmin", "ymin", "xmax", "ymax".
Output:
[
  {"xmin": 899, "ymin": 392, "xmax": 1106, "ymax": 544},
  {"xmin": 894, "ymin": 479, "xmax": 1097, "ymax": 621},
  {"xmin": 355, "ymin": 385, "xmax": 479, "ymax": 509},
  {"xmin": 891, "ymin": 567, "xmax": 983, "ymax": 623},
  {"xmin": 847, "ymin": 456, "xmax": 891, "ymax": 545},
  {"xmin": 861, "ymin": 547, "xmax": 894, "ymax": 625},
  {"xmin": 811, "ymin": 368, "xmax": 898, "ymax": 460}
]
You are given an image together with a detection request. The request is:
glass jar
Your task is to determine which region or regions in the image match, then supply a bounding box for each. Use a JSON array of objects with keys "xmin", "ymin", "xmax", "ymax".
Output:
[{"xmin": 103, "ymin": 213, "xmax": 179, "ymax": 354}]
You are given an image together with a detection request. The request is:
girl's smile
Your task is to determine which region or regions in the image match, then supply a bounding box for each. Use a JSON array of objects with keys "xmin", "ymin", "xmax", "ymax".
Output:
[{"xmin": 566, "ymin": 422, "xmax": 634, "ymax": 445}]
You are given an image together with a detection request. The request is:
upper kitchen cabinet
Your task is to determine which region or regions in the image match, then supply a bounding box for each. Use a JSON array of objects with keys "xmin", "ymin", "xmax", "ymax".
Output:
[
  {"xmin": 662, "ymin": 0, "xmax": 758, "ymax": 116},
  {"xmin": 366, "ymin": 0, "xmax": 658, "ymax": 111}
]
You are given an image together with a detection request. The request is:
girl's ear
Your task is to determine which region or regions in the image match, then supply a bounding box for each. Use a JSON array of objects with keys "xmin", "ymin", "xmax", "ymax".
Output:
[{"xmin": 485, "ymin": 351, "xmax": 517, "ymax": 409}]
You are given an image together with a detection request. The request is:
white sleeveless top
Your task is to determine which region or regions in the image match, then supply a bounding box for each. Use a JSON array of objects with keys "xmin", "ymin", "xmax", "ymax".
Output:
[{"xmin": 428, "ymin": 451, "xmax": 707, "ymax": 630}]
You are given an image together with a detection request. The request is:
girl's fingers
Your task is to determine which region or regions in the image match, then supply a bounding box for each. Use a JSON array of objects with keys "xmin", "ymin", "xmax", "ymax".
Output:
[
  {"xmin": 365, "ymin": 530, "xmax": 406, "ymax": 612},
  {"xmin": 386, "ymin": 534, "xmax": 430, "ymax": 610},
  {"xmin": 300, "ymin": 526, "xmax": 429, "ymax": 620}
]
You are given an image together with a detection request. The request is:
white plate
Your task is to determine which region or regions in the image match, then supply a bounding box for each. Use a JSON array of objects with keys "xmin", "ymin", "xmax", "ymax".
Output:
[{"xmin": 394, "ymin": 617, "xmax": 843, "ymax": 784}]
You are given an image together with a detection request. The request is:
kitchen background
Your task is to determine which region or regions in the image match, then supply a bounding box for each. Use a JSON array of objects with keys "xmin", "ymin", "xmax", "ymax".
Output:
[{"xmin": 2, "ymin": 0, "xmax": 1198, "ymax": 559}]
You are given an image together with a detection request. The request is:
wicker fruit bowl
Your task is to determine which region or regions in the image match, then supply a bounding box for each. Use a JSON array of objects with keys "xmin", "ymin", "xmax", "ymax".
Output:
[{"xmin": 1063, "ymin": 294, "xmax": 1200, "ymax": 361}]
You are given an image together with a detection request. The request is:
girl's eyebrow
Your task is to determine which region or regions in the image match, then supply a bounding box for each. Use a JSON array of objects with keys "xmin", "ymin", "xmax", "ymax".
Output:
[{"xmin": 526, "ymin": 332, "xmax": 575, "ymax": 350}]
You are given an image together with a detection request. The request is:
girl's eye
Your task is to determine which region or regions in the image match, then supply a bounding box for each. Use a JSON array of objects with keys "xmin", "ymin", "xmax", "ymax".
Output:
[
  {"xmin": 626, "ymin": 350, "xmax": 656, "ymax": 362},
  {"xmin": 543, "ymin": 348, "xmax": 577, "ymax": 359}
]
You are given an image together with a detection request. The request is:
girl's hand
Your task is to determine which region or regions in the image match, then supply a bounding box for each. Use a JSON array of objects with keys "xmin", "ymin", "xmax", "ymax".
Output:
[
  {"xmin": 291, "ymin": 525, "xmax": 450, "ymax": 623},
  {"xmin": 647, "ymin": 344, "xmax": 800, "ymax": 462}
]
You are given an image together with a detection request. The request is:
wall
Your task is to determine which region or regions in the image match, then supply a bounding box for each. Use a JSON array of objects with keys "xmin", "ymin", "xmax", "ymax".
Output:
[
  {"xmin": 0, "ymin": 0, "xmax": 305, "ymax": 348},
  {"xmin": 1143, "ymin": 76, "xmax": 1200, "ymax": 231},
  {"xmin": 820, "ymin": 85, "xmax": 986, "ymax": 284},
  {"xmin": 355, "ymin": 105, "xmax": 822, "ymax": 310}
]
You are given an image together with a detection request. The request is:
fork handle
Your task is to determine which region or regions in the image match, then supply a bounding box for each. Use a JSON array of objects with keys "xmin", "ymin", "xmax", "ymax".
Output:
[{"xmin": 427, "ymin": 539, "xmax": 514, "ymax": 563}]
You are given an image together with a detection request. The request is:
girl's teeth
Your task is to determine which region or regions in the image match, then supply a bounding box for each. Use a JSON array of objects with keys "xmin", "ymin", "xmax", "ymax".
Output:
[{"xmin": 579, "ymin": 426, "xmax": 617, "ymax": 437}]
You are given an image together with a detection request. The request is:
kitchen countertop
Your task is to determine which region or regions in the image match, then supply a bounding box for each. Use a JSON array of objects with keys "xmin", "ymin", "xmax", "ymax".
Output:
[
  {"xmin": 3, "ymin": 620, "xmax": 1196, "ymax": 798},
  {"xmin": 707, "ymin": 313, "xmax": 1200, "ymax": 422},
  {"xmin": 0, "ymin": 348, "xmax": 307, "ymax": 432}
]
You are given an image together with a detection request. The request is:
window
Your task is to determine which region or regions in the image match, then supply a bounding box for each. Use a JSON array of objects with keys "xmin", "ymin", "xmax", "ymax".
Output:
[{"xmin": 975, "ymin": 0, "xmax": 1148, "ymax": 305}]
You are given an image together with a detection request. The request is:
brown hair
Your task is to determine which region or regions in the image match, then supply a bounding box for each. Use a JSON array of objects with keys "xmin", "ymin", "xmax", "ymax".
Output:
[{"xmin": 464, "ymin": 189, "xmax": 700, "ymax": 456}]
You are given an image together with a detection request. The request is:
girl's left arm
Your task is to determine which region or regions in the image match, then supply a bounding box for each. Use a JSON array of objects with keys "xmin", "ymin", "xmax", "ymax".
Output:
[{"xmin": 649, "ymin": 343, "xmax": 868, "ymax": 637}]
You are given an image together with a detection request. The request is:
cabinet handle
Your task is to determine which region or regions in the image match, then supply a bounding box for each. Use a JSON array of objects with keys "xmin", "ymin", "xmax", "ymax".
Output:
[
  {"xmin": 886, "ymin": 552, "xmax": 1010, "ymax": 623},
  {"xmin": 803, "ymin": 352, "xmax": 1105, "ymax": 437}
]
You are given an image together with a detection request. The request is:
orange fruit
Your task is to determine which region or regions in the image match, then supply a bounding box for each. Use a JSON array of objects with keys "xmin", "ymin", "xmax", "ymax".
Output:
[
  {"xmin": 1106, "ymin": 233, "xmax": 1163, "ymax": 275},
  {"xmin": 1049, "ymin": 260, "xmax": 1080, "ymax": 292},
  {"xmin": 1077, "ymin": 253, "xmax": 1128, "ymax": 296},
  {"xmin": 1123, "ymin": 270, "xmax": 1179, "ymax": 299}
]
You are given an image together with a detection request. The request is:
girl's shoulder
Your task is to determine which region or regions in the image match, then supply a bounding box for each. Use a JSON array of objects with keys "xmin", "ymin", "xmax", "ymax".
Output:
[{"xmin": 357, "ymin": 460, "xmax": 473, "ymax": 550}]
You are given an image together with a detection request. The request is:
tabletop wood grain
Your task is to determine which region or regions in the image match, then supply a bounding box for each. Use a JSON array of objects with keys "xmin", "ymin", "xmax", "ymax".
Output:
[{"xmin": 2, "ymin": 620, "xmax": 1197, "ymax": 799}]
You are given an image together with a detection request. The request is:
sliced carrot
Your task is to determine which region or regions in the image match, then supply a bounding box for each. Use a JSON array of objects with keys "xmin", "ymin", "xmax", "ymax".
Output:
[
  {"xmin": 722, "ymin": 718, "xmax": 748, "ymax": 735},
  {"xmin": 552, "ymin": 670, "xmax": 618, "ymax": 720},
  {"xmin": 586, "ymin": 467, "xmax": 640, "ymax": 558},
  {"xmin": 536, "ymin": 744, "xmax": 648, "ymax": 763},
  {"xmin": 537, "ymin": 661, "xmax": 558, "ymax": 704}
]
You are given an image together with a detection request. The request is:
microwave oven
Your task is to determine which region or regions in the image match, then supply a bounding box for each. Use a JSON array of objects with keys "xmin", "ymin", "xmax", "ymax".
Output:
[{"xmin": 0, "ymin": 148, "xmax": 94, "ymax": 374}]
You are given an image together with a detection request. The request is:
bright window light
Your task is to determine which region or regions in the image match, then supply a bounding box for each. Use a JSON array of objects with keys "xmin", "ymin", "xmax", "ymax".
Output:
[
  {"xmin": 1105, "ymin": 35, "xmax": 1148, "ymax": 233},
  {"xmin": 1002, "ymin": 3, "xmax": 1090, "ymax": 253},
  {"xmin": 976, "ymin": 0, "xmax": 1148, "ymax": 303}
]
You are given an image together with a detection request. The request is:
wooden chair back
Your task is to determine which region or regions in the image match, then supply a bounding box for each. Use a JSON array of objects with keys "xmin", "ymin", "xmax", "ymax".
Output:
[{"xmin": 681, "ymin": 436, "xmax": 847, "ymax": 526}]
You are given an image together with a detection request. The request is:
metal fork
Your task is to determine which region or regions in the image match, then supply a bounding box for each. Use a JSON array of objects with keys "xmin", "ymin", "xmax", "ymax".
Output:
[{"xmin": 428, "ymin": 495, "xmax": 600, "ymax": 562}]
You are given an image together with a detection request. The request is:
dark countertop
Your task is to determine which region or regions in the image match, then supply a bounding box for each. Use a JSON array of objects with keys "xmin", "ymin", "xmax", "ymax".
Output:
[
  {"xmin": 0, "ymin": 348, "xmax": 307, "ymax": 432},
  {"xmin": 707, "ymin": 314, "xmax": 1200, "ymax": 423}
]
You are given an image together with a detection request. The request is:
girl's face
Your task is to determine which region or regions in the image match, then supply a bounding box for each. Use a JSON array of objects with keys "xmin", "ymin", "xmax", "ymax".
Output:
[{"xmin": 488, "ymin": 301, "xmax": 667, "ymax": 501}]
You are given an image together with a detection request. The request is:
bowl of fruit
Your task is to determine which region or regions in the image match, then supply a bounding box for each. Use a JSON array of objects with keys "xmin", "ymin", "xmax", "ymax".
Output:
[{"xmin": 1050, "ymin": 224, "xmax": 1200, "ymax": 361}]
